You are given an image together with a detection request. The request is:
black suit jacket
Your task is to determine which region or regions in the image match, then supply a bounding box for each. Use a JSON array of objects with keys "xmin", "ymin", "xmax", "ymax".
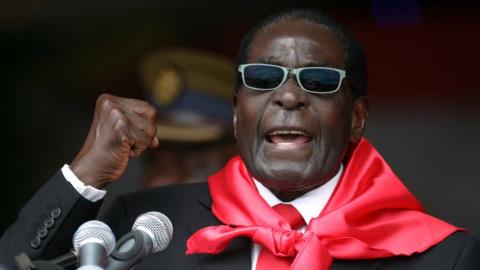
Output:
[{"xmin": 1, "ymin": 171, "xmax": 480, "ymax": 269}]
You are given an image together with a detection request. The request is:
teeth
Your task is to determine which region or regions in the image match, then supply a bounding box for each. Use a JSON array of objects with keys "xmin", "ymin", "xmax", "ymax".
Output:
[{"xmin": 269, "ymin": 130, "xmax": 308, "ymax": 136}]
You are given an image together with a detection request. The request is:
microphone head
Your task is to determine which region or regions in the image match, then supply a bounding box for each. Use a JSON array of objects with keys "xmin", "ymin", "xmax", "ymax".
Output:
[
  {"xmin": 73, "ymin": 220, "xmax": 116, "ymax": 255},
  {"xmin": 132, "ymin": 211, "xmax": 173, "ymax": 252}
]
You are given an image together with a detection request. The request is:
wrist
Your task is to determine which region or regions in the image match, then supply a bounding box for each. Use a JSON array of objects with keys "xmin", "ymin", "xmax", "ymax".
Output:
[{"xmin": 70, "ymin": 159, "xmax": 109, "ymax": 189}]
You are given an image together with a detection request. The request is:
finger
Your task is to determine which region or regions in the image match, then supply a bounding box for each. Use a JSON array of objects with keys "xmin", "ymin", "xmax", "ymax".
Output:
[
  {"xmin": 126, "ymin": 111, "xmax": 158, "ymax": 149},
  {"xmin": 109, "ymin": 116, "xmax": 147, "ymax": 158},
  {"xmin": 134, "ymin": 105, "xmax": 156, "ymax": 120},
  {"xmin": 126, "ymin": 132, "xmax": 149, "ymax": 158},
  {"xmin": 149, "ymin": 136, "xmax": 159, "ymax": 148},
  {"xmin": 130, "ymin": 142, "xmax": 148, "ymax": 157},
  {"xmin": 105, "ymin": 97, "xmax": 156, "ymax": 157},
  {"xmin": 147, "ymin": 124, "xmax": 159, "ymax": 148},
  {"xmin": 126, "ymin": 120, "xmax": 156, "ymax": 157},
  {"xmin": 121, "ymin": 98, "xmax": 157, "ymax": 120},
  {"xmin": 129, "ymin": 116, "xmax": 157, "ymax": 143}
]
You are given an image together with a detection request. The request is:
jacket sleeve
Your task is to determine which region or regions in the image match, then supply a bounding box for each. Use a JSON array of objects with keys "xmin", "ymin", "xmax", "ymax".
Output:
[
  {"xmin": 0, "ymin": 170, "xmax": 102, "ymax": 268},
  {"xmin": 453, "ymin": 234, "xmax": 480, "ymax": 270}
]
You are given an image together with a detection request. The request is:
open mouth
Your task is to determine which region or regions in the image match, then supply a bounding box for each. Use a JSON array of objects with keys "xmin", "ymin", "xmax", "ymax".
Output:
[{"xmin": 266, "ymin": 130, "xmax": 312, "ymax": 145}]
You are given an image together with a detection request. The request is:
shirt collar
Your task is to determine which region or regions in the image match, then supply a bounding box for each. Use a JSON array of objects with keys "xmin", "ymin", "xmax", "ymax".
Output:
[{"xmin": 253, "ymin": 164, "xmax": 343, "ymax": 225}]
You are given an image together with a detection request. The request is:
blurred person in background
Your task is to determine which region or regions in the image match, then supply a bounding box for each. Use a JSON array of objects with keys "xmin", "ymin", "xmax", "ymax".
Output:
[{"xmin": 138, "ymin": 49, "xmax": 237, "ymax": 187}]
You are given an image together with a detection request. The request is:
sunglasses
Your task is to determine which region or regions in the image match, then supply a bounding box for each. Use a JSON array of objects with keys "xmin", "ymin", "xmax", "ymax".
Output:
[{"xmin": 238, "ymin": 63, "xmax": 346, "ymax": 94}]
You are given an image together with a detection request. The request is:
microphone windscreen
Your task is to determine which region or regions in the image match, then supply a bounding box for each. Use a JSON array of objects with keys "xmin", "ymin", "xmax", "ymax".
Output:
[
  {"xmin": 132, "ymin": 212, "xmax": 173, "ymax": 252},
  {"xmin": 73, "ymin": 220, "xmax": 116, "ymax": 255}
]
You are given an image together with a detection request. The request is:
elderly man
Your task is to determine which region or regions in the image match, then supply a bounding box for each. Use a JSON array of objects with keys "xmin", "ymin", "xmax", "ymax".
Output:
[{"xmin": 1, "ymin": 8, "xmax": 479, "ymax": 270}]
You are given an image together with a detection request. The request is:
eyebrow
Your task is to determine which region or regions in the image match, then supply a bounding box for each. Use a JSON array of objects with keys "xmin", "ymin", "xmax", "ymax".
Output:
[{"xmin": 256, "ymin": 57, "xmax": 333, "ymax": 68}]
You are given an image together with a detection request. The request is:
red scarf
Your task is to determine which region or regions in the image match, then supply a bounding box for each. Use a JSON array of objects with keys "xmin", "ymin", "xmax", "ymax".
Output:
[{"xmin": 186, "ymin": 138, "xmax": 461, "ymax": 269}]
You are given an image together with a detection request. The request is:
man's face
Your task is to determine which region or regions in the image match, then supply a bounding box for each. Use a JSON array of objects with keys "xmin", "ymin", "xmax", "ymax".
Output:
[{"xmin": 234, "ymin": 20, "xmax": 366, "ymax": 199}]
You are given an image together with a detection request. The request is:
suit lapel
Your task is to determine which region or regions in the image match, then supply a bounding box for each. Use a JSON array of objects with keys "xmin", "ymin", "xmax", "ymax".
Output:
[{"xmin": 186, "ymin": 188, "xmax": 252, "ymax": 270}]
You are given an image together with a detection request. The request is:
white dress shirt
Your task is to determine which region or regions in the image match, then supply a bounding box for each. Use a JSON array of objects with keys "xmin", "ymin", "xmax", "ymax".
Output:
[
  {"xmin": 251, "ymin": 165, "xmax": 342, "ymax": 270},
  {"xmin": 61, "ymin": 164, "xmax": 106, "ymax": 202}
]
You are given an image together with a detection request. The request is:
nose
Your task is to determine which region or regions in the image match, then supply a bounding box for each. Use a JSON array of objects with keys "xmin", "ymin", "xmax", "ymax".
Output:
[{"xmin": 272, "ymin": 77, "xmax": 310, "ymax": 110}]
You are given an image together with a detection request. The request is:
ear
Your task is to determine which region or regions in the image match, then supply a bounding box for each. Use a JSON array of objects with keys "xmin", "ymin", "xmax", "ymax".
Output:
[
  {"xmin": 350, "ymin": 96, "xmax": 369, "ymax": 143},
  {"xmin": 232, "ymin": 94, "xmax": 238, "ymax": 139}
]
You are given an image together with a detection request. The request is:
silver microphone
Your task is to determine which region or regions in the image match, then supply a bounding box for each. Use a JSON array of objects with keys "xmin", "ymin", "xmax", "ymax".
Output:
[
  {"xmin": 73, "ymin": 220, "xmax": 116, "ymax": 270},
  {"xmin": 106, "ymin": 211, "xmax": 173, "ymax": 270}
]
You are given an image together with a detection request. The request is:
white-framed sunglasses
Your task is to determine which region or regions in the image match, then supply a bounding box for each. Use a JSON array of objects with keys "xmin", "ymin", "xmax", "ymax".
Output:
[{"xmin": 238, "ymin": 63, "xmax": 346, "ymax": 94}]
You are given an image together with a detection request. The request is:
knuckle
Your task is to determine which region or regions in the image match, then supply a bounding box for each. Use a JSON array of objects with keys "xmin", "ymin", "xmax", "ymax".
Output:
[
  {"xmin": 112, "ymin": 112, "xmax": 129, "ymax": 130},
  {"xmin": 97, "ymin": 94, "xmax": 115, "ymax": 112},
  {"xmin": 97, "ymin": 93, "xmax": 112, "ymax": 104},
  {"xmin": 109, "ymin": 107, "xmax": 122, "ymax": 118},
  {"xmin": 109, "ymin": 107, "xmax": 121, "ymax": 117}
]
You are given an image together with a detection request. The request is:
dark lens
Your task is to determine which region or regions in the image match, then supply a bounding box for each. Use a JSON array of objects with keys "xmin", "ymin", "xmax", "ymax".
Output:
[
  {"xmin": 299, "ymin": 68, "xmax": 341, "ymax": 92},
  {"xmin": 243, "ymin": 65, "xmax": 284, "ymax": 90}
]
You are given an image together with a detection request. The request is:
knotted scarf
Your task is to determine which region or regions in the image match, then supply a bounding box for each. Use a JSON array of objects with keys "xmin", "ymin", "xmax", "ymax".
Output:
[{"xmin": 186, "ymin": 138, "xmax": 461, "ymax": 269}]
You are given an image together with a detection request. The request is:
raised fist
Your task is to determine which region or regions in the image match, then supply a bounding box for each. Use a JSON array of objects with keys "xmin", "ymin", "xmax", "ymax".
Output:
[{"xmin": 70, "ymin": 94, "xmax": 159, "ymax": 188}]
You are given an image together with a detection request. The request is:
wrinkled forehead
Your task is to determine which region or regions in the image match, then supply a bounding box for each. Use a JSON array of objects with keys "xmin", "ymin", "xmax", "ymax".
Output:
[{"xmin": 247, "ymin": 20, "xmax": 346, "ymax": 69}]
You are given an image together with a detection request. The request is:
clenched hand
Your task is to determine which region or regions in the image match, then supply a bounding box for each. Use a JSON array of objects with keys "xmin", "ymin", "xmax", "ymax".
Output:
[{"xmin": 70, "ymin": 94, "xmax": 159, "ymax": 188}]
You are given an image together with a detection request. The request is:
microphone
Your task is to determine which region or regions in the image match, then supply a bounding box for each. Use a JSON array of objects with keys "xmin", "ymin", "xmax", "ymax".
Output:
[
  {"xmin": 73, "ymin": 220, "xmax": 116, "ymax": 270},
  {"xmin": 106, "ymin": 211, "xmax": 173, "ymax": 270}
]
